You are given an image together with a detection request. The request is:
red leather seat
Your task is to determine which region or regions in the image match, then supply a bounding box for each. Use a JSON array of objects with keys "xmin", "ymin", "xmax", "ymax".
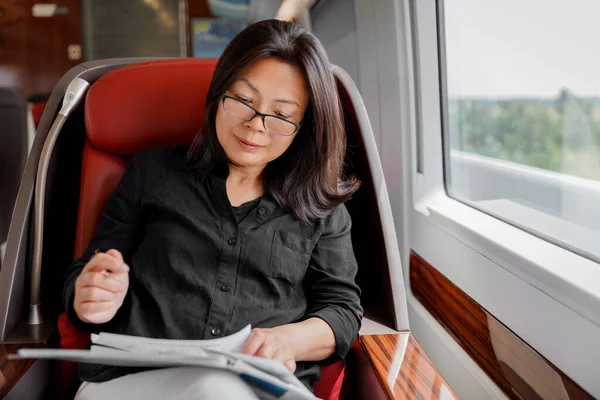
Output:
[
  {"xmin": 30, "ymin": 100, "xmax": 47, "ymax": 128},
  {"xmin": 57, "ymin": 58, "xmax": 345, "ymax": 400}
]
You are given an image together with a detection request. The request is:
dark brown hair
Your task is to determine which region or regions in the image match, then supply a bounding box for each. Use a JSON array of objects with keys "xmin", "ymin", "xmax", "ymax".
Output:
[{"xmin": 187, "ymin": 19, "xmax": 359, "ymax": 223}]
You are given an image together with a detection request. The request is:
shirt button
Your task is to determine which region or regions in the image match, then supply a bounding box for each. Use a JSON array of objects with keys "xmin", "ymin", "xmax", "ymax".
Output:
[
  {"xmin": 220, "ymin": 285, "xmax": 230, "ymax": 292},
  {"xmin": 227, "ymin": 238, "xmax": 237, "ymax": 245},
  {"xmin": 257, "ymin": 207, "xmax": 267, "ymax": 216},
  {"xmin": 211, "ymin": 328, "xmax": 221, "ymax": 336}
]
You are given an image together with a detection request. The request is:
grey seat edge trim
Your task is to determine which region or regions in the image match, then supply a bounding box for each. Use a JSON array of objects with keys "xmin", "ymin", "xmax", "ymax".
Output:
[
  {"xmin": 0, "ymin": 58, "xmax": 166, "ymax": 342},
  {"xmin": 332, "ymin": 65, "xmax": 410, "ymax": 333}
]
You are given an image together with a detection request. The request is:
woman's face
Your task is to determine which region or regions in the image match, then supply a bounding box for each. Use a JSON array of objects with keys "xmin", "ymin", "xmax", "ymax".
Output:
[{"xmin": 215, "ymin": 57, "xmax": 309, "ymax": 171}]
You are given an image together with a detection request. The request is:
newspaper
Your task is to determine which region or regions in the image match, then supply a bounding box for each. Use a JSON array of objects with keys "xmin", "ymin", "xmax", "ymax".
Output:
[{"xmin": 10, "ymin": 325, "xmax": 318, "ymax": 400}]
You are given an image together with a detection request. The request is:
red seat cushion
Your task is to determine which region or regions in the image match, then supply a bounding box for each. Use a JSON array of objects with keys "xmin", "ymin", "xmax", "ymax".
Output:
[
  {"xmin": 57, "ymin": 313, "xmax": 90, "ymax": 398},
  {"xmin": 58, "ymin": 58, "xmax": 345, "ymax": 399},
  {"xmin": 30, "ymin": 100, "xmax": 47, "ymax": 128},
  {"xmin": 84, "ymin": 58, "xmax": 216, "ymax": 158},
  {"xmin": 314, "ymin": 361, "xmax": 346, "ymax": 400}
]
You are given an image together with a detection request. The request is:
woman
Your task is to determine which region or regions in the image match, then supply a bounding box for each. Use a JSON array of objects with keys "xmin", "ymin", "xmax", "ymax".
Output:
[{"xmin": 65, "ymin": 19, "xmax": 362, "ymax": 399}]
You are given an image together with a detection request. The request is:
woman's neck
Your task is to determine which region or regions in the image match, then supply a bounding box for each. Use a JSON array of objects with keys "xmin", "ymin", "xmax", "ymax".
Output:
[
  {"xmin": 227, "ymin": 164, "xmax": 263, "ymax": 186},
  {"xmin": 226, "ymin": 164, "xmax": 265, "ymax": 206}
]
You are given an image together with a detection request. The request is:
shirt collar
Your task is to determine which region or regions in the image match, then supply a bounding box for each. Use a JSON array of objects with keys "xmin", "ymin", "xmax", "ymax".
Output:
[{"xmin": 204, "ymin": 164, "xmax": 285, "ymax": 227}]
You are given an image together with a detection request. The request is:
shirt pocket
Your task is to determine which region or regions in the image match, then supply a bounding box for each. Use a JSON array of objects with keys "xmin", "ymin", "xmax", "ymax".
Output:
[{"xmin": 269, "ymin": 230, "xmax": 313, "ymax": 285}]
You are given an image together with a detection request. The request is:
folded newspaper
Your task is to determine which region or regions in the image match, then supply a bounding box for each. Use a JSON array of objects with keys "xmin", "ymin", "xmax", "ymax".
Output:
[{"xmin": 10, "ymin": 325, "xmax": 318, "ymax": 400}]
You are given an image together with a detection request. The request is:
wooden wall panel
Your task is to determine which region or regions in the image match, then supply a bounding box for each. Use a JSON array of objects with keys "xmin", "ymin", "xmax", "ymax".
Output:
[
  {"xmin": 0, "ymin": 1, "xmax": 219, "ymax": 93},
  {"xmin": 0, "ymin": 0, "xmax": 81, "ymax": 96},
  {"xmin": 410, "ymin": 250, "xmax": 594, "ymax": 400},
  {"xmin": 187, "ymin": 0, "xmax": 213, "ymax": 20}
]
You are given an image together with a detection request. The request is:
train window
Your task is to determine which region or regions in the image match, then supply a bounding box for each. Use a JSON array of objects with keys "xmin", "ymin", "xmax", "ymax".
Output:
[
  {"xmin": 82, "ymin": 0, "xmax": 186, "ymax": 60},
  {"xmin": 440, "ymin": 0, "xmax": 600, "ymax": 262}
]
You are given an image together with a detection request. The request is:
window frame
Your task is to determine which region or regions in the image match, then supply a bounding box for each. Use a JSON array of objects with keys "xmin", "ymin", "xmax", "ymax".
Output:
[{"xmin": 413, "ymin": 0, "xmax": 600, "ymax": 368}]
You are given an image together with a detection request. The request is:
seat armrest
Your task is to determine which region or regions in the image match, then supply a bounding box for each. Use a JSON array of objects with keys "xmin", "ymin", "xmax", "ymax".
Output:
[{"xmin": 343, "ymin": 333, "xmax": 458, "ymax": 399}]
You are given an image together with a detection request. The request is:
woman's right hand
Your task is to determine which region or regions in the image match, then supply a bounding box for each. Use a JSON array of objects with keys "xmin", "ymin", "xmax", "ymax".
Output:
[{"xmin": 73, "ymin": 249, "xmax": 130, "ymax": 324}]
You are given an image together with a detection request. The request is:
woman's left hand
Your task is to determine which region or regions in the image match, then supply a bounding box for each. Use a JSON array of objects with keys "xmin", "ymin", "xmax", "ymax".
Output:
[{"xmin": 241, "ymin": 327, "xmax": 296, "ymax": 372}]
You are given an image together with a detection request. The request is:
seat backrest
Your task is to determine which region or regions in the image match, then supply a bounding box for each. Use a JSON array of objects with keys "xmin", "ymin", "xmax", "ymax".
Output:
[
  {"xmin": 0, "ymin": 88, "xmax": 27, "ymax": 254},
  {"xmin": 68, "ymin": 57, "xmax": 405, "ymax": 397},
  {"xmin": 75, "ymin": 59, "xmax": 215, "ymax": 258},
  {"xmin": 335, "ymin": 70, "xmax": 405, "ymax": 331}
]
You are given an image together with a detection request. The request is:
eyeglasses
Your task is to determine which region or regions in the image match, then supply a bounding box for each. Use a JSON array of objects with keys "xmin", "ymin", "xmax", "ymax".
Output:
[{"xmin": 221, "ymin": 94, "xmax": 301, "ymax": 136}]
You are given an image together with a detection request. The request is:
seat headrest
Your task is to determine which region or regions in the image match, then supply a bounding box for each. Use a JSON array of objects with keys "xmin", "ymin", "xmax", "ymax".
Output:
[{"xmin": 85, "ymin": 59, "xmax": 218, "ymax": 157}]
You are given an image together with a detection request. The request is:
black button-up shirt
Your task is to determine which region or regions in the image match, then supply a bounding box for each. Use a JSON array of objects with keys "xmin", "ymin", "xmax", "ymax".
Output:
[{"xmin": 63, "ymin": 145, "xmax": 363, "ymax": 385}]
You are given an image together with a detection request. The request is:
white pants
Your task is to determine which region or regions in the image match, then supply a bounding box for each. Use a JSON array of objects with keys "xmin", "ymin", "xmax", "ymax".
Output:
[{"xmin": 75, "ymin": 367, "xmax": 260, "ymax": 400}]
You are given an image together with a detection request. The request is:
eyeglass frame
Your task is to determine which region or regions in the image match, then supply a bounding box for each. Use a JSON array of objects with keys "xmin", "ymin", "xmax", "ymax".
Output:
[{"xmin": 221, "ymin": 93, "xmax": 302, "ymax": 136}]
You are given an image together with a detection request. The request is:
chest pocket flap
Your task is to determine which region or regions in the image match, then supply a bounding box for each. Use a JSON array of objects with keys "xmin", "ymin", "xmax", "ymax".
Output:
[{"xmin": 269, "ymin": 230, "xmax": 313, "ymax": 285}]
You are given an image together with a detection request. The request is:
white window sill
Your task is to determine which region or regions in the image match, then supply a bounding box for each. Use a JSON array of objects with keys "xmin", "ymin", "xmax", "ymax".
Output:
[
  {"xmin": 359, "ymin": 317, "xmax": 400, "ymax": 335},
  {"xmin": 420, "ymin": 191, "xmax": 600, "ymax": 327}
]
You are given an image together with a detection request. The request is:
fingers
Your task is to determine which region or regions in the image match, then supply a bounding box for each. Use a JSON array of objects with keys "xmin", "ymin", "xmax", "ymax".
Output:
[
  {"xmin": 241, "ymin": 329, "xmax": 297, "ymax": 372},
  {"xmin": 74, "ymin": 273, "xmax": 127, "ymax": 324},
  {"xmin": 106, "ymin": 249, "xmax": 124, "ymax": 263},
  {"xmin": 270, "ymin": 349, "xmax": 296, "ymax": 372},
  {"xmin": 255, "ymin": 342, "xmax": 276, "ymax": 359},
  {"xmin": 73, "ymin": 250, "xmax": 129, "ymax": 324},
  {"xmin": 241, "ymin": 329, "xmax": 266, "ymax": 356},
  {"xmin": 77, "ymin": 300, "xmax": 114, "ymax": 314},
  {"xmin": 77, "ymin": 286, "xmax": 122, "ymax": 302},
  {"xmin": 76, "ymin": 301, "xmax": 118, "ymax": 324},
  {"xmin": 86, "ymin": 252, "xmax": 129, "ymax": 274},
  {"xmin": 75, "ymin": 272, "xmax": 127, "ymax": 310},
  {"xmin": 283, "ymin": 359, "xmax": 296, "ymax": 373},
  {"xmin": 77, "ymin": 270, "xmax": 128, "ymax": 294}
]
